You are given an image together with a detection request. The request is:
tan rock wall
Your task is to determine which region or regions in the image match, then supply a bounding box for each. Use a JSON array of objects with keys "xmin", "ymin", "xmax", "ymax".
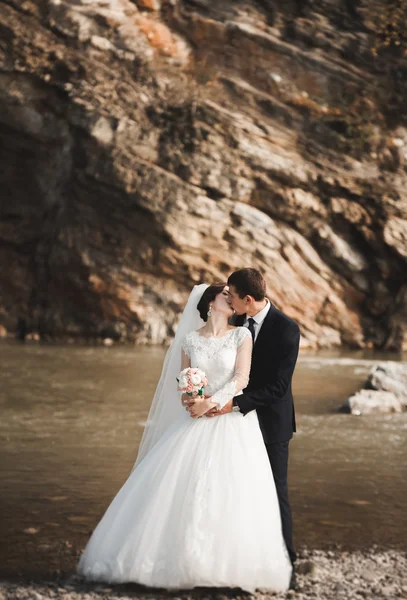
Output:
[{"xmin": 0, "ymin": 0, "xmax": 406, "ymax": 348}]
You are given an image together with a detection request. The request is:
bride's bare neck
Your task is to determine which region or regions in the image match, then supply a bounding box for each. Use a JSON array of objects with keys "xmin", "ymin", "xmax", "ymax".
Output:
[{"xmin": 200, "ymin": 313, "xmax": 231, "ymax": 337}]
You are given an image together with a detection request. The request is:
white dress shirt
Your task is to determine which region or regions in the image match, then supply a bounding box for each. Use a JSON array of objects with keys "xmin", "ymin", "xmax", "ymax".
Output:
[{"xmin": 243, "ymin": 300, "xmax": 271, "ymax": 342}]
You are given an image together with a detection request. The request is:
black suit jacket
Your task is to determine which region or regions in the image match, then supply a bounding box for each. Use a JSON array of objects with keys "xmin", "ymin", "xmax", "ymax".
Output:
[{"xmin": 235, "ymin": 305, "xmax": 300, "ymax": 444}]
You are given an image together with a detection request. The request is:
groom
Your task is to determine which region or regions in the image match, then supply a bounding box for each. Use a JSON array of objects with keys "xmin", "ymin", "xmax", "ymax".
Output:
[{"xmin": 207, "ymin": 268, "xmax": 300, "ymax": 584}]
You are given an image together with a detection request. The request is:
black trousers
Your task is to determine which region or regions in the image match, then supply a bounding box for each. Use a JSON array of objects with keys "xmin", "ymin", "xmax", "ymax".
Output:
[{"xmin": 265, "ymin": 440, "xmax": 296, "ymax": 565}]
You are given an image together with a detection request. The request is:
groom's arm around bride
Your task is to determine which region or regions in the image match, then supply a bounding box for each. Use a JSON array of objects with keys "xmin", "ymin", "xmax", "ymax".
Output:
[
  {"xmin": 233, "ymin": 318, "xmax": 300, "ymax": 418},
  {"xmin": 206, "ymin": 311, "xmax": 299, "ymax": 426}
]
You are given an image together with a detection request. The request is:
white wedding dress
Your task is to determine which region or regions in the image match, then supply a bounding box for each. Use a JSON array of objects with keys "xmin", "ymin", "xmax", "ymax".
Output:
[{"xmin": 77, "ymin": 327, "xmax": 292, "ymax": 592}]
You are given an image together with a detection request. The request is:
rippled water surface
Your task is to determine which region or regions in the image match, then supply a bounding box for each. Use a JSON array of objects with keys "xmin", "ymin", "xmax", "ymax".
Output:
[{"xmin": 0, "ymin": 341, "xmax": 406, "ymax": 579}]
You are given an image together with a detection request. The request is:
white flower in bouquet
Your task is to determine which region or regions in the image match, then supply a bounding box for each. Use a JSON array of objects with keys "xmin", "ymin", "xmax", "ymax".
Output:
[
  {"xmin": 190, "ymin": 373, "xmax": 202, "ymax": 386},
  {"xmin": 178, "ymin": 376, "xmax": 188, "ymax": 389}
]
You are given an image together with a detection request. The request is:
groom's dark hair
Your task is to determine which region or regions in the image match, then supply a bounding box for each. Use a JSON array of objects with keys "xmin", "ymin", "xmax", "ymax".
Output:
[
  {"xmin": 227, "ymin": 268, "xmax": 266, "ymax": 301},
  {"xmin": 197, "ymin": 283, "xmax": 227, "ymax": 322}
]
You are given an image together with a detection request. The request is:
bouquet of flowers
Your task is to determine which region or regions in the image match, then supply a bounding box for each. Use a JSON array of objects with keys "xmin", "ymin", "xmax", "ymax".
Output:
[{"xmin": 177, "ymin": 367, "xmax": 208, "ymax": 397}]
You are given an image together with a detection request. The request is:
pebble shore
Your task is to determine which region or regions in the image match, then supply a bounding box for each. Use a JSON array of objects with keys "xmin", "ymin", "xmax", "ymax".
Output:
[{"xmin": 1, "ymin": 549, "xmax": 406, "ymax": 600}]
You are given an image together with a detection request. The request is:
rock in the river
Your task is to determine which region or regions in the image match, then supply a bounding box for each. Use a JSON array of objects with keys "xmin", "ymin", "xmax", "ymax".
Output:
[
  {"xmin": 344, "ymin": 362, "xmax": 407, "ymax": 414},
  {"xmin": 347, "ymin": 389, "xmax": 404, "ymax": 415},
  {"xmin": 367, "ymin": 363, "xmax": 407, "ymax": 401},
  {"xmin": 0, "ymin": 0, "xmax": 406, "ymax": 347}
]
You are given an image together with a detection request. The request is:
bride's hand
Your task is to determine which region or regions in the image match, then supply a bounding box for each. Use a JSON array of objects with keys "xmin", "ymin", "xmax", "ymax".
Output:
[
  {"xmin": 181, "ymin": 392, "xmax": 193, "ymax": 406},
  {"xmin": 187, "ymin": 396, "xmax": 217, "ymax": 418},
  {"xmin": 181, "ymin": 391, "xmax": 200, "ymax": 406}
]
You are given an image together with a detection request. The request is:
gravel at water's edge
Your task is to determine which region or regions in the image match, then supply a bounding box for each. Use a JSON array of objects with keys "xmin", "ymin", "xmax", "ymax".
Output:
[{"xmin": 1, "ymin": 549, "xmax": 406, "ymax": 600}]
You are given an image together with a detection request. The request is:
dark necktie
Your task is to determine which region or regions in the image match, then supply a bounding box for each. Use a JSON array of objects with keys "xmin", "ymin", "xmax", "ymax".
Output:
[{"xmin": 247, "ymin": 318, "xmax": 256, "ymax": 343}]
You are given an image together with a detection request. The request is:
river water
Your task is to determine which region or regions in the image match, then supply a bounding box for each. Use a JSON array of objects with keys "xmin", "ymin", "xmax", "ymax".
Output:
[{"xmin": 0, "ymin": 341, "xmax": 406, "ymax": 580}]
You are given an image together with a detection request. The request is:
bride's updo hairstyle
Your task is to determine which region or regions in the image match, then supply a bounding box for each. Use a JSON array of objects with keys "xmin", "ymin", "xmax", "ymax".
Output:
[{"xmin": 197, "ymin": 283, "xmax": 227, "ymax": 322}]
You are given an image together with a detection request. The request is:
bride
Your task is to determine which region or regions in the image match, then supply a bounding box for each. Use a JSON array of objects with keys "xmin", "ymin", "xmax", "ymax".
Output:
[{"xmin": 77, "ymin": 283, "xmax": 292, "ymax": 592}]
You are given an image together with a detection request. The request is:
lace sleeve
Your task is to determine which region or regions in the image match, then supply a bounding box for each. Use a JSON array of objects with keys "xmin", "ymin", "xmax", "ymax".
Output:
[
  {"xmin": 181, "ymin": 333, "xmax": 191, "ymax": 358},
  {"xmin": 180, "ymin": 334, "xmax": 191, "ymax": 370},
  {"xmin": 210, "ymin": 329, "xmax": 252, "ymax": 410}
]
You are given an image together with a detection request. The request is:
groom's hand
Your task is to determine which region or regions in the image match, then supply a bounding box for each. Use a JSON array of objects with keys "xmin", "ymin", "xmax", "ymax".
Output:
[{"xmin": 205, "ymin": 399, "xmax": 233, "ymax": 417}]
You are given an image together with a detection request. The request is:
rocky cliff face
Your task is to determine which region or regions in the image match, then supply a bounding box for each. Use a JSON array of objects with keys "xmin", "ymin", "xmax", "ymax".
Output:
[{"xmin": 0, "ymin": 0, "xmax": 406, "ymax": 348}]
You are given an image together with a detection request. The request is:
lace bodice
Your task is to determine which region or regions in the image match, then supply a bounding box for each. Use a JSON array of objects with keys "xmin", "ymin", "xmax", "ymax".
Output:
[{"xmin": 181, "ymin": 327, "xmax": 252, "ymax": 409}]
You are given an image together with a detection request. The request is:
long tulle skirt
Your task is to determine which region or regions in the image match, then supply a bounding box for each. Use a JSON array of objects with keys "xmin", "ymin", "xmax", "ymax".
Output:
[{"xmin": 77, "ymin": 410, "xmax": 292, "ymax": 592}]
